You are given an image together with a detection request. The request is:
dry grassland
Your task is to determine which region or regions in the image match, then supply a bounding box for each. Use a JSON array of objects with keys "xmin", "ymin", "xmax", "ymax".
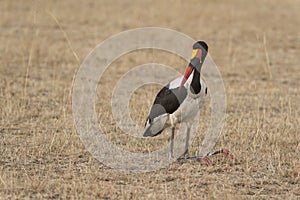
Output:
[{"xmin": 0, "ymin": 0, "xmax": 299, "ymax": 199}]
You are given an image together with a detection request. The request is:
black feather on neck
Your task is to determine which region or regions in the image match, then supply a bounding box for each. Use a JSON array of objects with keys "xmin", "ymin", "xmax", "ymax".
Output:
[{"xmin": 190, "ymin": 69, "xmax": 201, "ymax": 94}]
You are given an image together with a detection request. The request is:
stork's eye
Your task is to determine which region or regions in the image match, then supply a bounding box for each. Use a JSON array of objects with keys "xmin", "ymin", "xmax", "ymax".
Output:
[{"xmin": 205, "ymin": 88, "xmax": 208, "ymax": 94}]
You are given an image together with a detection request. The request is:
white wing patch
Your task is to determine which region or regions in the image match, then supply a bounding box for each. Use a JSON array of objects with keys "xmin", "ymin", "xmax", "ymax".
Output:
[
  {"xmin": 168, "ymin": 75, "xmax": 193, "ymax": 89},
  {"xmin": 144, "ymin": 113, "xmax": 169, "ymax": 137}
]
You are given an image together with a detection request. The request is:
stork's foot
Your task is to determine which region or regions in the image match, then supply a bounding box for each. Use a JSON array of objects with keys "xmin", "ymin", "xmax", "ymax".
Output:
[
  {"xmin": 169, "ymin": 153, "xmax": 176, "ymax": 162},
  {"xmin": 176, "ymin": 149, "xmax": 189, "ymax": 161},
  {"xmin": 182, "ymin": 150, "xmax": 190, "ymax": 159},
  {"xmin": 184, "ymin": 153, "xmax": 189, "ymax": 159}
]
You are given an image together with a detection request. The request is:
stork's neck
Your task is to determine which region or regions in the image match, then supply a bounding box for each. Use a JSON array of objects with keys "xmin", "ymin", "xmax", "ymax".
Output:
[{"xmin": 190, "ymin": 69, "xmax": 201, "ymax": 94}]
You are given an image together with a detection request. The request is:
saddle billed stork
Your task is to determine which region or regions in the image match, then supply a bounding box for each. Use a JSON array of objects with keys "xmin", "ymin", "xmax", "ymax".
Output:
[{"xmin": 143, "ymin": 41, "xmax": 232, "ymax": 163}]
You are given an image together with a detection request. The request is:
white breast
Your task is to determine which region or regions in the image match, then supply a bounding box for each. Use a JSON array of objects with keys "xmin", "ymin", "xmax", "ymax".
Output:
[{"xmin": 170, "ymin": 78, "xmax": 207, "ymax": 125}]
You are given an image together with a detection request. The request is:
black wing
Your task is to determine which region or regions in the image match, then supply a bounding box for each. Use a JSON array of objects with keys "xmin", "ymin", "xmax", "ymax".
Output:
[{"xmin": 146, "ymin": 85, "xmax": 188, "ymax": 124}]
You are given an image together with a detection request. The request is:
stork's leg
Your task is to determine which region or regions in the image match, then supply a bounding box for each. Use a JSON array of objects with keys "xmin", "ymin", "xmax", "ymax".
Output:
[
  {"xmin": 184, "ymin": 127, "xmax": 191, "ymax": 158},
  {"xmin": 170, "ymin": 127, "xmax": 175, "ymax": 159}
]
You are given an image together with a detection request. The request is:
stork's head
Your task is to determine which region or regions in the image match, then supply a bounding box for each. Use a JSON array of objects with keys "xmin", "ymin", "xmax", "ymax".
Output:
[{"xmin": 180, "ymin": 41, "xmax": 208, "ymax": 87}]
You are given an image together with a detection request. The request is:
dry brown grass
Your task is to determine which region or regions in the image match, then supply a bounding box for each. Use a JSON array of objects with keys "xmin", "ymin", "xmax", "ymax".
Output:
[{"xmin": 0, "ymin": 0, "xmax": 299, "ymax": 199}]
